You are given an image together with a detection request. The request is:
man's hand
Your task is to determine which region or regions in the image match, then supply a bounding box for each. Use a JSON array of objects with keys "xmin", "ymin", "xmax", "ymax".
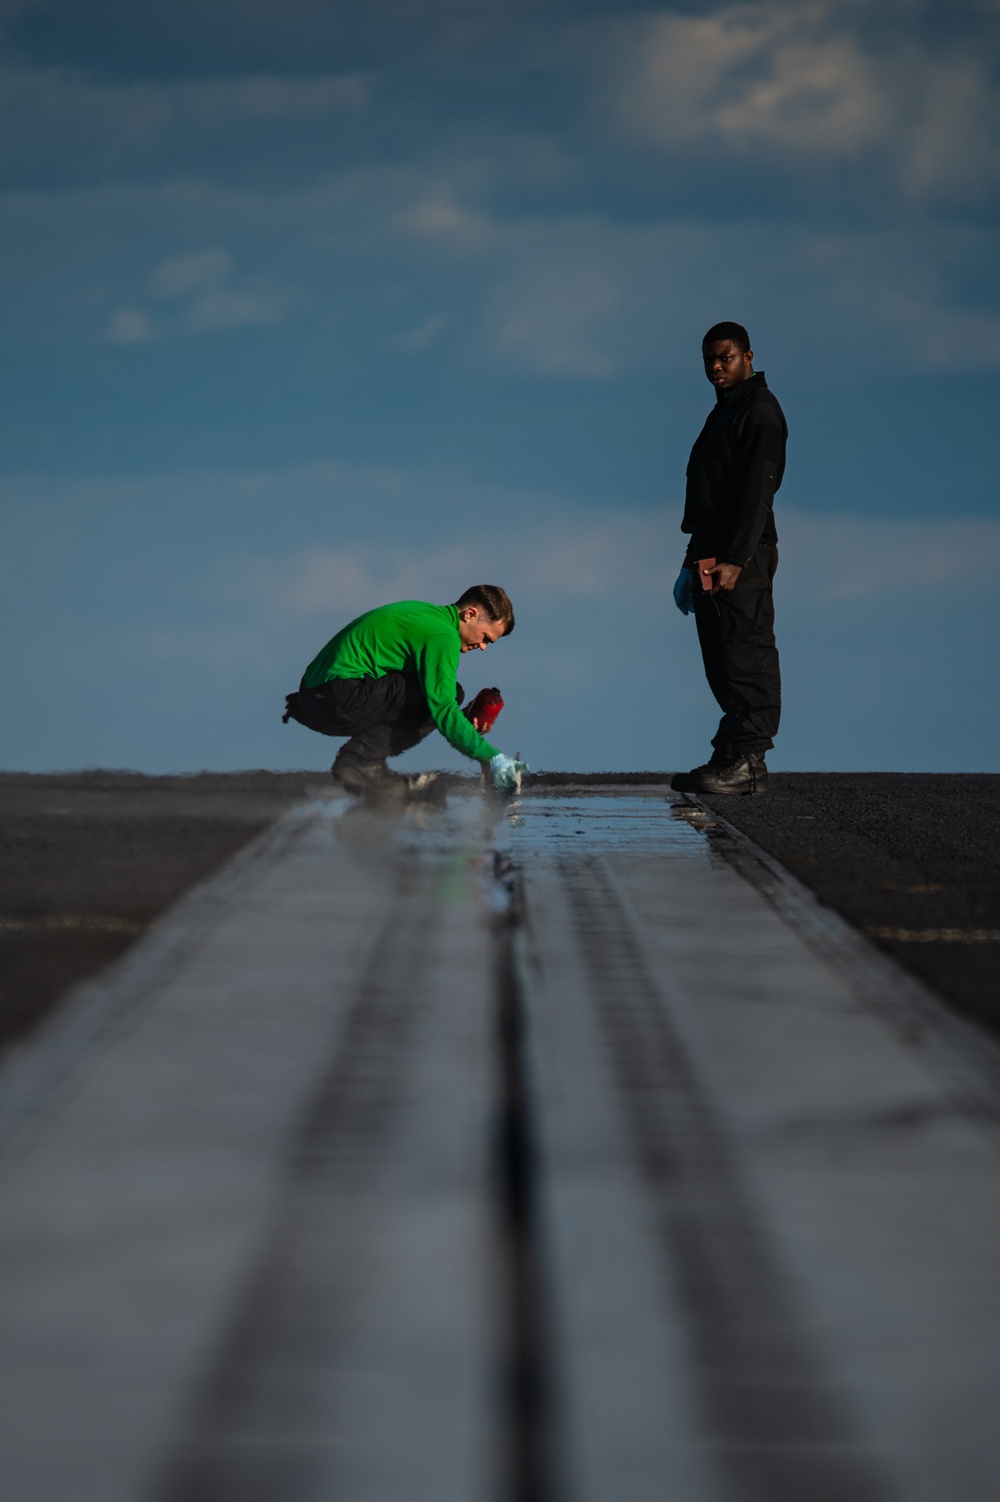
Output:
[
  {"xmin": 672, "ymin": 567, "xmax": 694, "ymax": 616},
  {"xmin": 706, "ymin": 562, "xmax": 742, "ymax": 594},
  {"xmin": 488, "ymin": 752, "xmax": 528, "ymax": 796}
]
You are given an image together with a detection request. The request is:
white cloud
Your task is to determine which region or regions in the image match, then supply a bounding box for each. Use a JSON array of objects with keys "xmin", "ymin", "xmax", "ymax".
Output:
[
  {"xmin": 618, "ymin": 4, "xmax": 886, "ymax": 157},
  {"xmin": 0, "ymin": 66, "xmax": 367, "ymax": 164},
  {"xmin": 215, "ymin": 512, "xmax": 673, "ymax": 624},
  {"xmin": 402, "ymin": 193, "xmax": 1000, "ymax": 377},
  {"xmin": 796, "ymin": 226, "xmax": 1000, "ymax": 370},
  {"xmin": 481, "ymin": 210, "xmax": 1000, "ymax": 379},
  {"xmin": 150, "ymin": 247, "xmax": 232, "ymax": 297},
  {"xmin": 898, "ymin": 56, "xmax": 1000, "ymax": 201},
  {"xmin": 196, "ymin": 468, "xmax": 677, "ymax": 629},
  {"xmin": 609, "ymin": 2, "xmax": 1000, "ymax": 205},
  {"xmin": 149, "ymin": 246, "xmax": 296, "ymax": 330},
  {"xmin": 100, "ymin": 246, "xmax": 298, "ymax": 342},
  {"xmin": 181, "ymin": 284, "xmax": 296, "ymax": 332},
  {"xmin": 207, "ymin": 74, "xmax": 367, "ymax": 120},
  {"xmin": 144, "ymin": 623, "xmax": 258, "ymax": 672},
  {"xmin": 390, "ymin": 194, "xmax": 716, "ymax": 378},
  {"xmin": 492, "ymin": 253, "xmax": 621, "ymax": 378},
  {"xmin": 102, "ymin": 305, "xmax": 151, "ymax": 344},
  {"xmin": 778, "ymin": 512, "xmax": 1000, "ymax": 603},
  {"xmin": 206, "ymin": 480, "xmax": 1000, "ymax": 631},
  {"xmin": 388, "ymin": 311, "xmax": 451, "ymax": 351},
  {"xmin": 391, "ymin": 191, "xmax": 495, "ymax": 253}
]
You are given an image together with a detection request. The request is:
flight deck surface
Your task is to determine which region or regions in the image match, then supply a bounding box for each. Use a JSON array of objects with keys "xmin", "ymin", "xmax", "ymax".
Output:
[{"xmin": 0, "ymin": 782, "xmax": 998, "ymax": 1501}]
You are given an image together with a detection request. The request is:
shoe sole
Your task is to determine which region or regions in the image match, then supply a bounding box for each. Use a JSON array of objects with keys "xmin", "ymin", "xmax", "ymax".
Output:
[
  {"xmin": 688, "ymin": 771, "xmax": 768, "ymax": 796},
  {"xmin": 700, "ymin": 784, "xmax": 768, "ymax": 796},
  {"xmin": 331, "ymin": 774, "xmax": 408, "ymax": 801}
]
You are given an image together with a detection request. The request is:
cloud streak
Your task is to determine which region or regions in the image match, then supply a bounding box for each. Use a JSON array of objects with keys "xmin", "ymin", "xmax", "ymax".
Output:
[
  {"xmin": 200, "ymin": 472, "xmax": 1000, "ymax": 627},
  {"xmin": 103, "ymin": 245, "xmax": 298, "ymax": 341},
  {"xmin": 0, "ymin": 65, "xmax": 367, "ymax": 187}
]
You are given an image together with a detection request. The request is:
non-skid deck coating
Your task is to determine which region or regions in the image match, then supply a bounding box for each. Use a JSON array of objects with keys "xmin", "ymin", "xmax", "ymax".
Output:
[{"xmin": 0, "ymin": 788, "xmax": 999, "ymax": 1501}]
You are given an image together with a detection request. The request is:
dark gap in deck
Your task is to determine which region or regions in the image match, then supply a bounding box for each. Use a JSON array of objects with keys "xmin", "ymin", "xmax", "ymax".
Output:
[{"xmin": 493, "ymin": 851, "xmax": 563, "ymax": 1502}]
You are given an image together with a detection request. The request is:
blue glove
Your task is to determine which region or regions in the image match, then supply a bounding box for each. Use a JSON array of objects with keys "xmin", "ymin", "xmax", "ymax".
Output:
[
  {"xmin": 488, "ymin": 752, "xmax": 528, "ymax": 795},
  {"xmin": 673, "ymin": 567, "xmax": 694, "ymax": 616}
]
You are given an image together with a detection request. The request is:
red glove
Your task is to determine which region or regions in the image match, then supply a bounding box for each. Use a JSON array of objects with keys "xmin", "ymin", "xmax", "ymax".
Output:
[{"xmin": 464, "ymin": 687, "xmax": 504, "ymax": 733}]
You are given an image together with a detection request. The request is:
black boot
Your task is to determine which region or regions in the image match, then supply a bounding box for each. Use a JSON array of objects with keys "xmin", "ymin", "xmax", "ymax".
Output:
[
  {"xmin": 331, "ymin": 756, "xmax": 409, "ymax": 800},
  {"xmin": 332, "ymin": 755, "xmax": 445, "ymax": 803},
  {"xmin": 688, "ymin": 752, "xmax": 768, "ymax": 796},
  {"xmin": 670, "ymin": 751, "xmax": 729, "ymax": 793}
]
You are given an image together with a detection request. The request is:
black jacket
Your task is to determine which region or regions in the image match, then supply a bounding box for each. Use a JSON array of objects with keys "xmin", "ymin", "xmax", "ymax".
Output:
[{"xmin": 681, "ymin": 371, "xmax": 787, "ymax": 567}]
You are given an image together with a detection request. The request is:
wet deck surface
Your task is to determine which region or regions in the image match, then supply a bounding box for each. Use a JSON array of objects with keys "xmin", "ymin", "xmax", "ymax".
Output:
[
  {"xmin": 1, "ymin": 784, "xmax": 999, "ymax": 1500},
  {"xmin": 702, "ymin": 773, "xmax": 1000, "ymax": 1038},
  {"xmin": 0, "ymin": 771, "xmax": 318, "ymax": 1051}
]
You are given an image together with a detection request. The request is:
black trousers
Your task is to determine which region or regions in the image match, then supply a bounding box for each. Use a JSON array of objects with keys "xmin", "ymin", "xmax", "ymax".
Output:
[
  {"xmin": 284, "ymin": 673, "xmax": 463, "ymax": 767},
  {"xmin": 692, "ymin": 545, "xmax": 781, "ymax": 759}
]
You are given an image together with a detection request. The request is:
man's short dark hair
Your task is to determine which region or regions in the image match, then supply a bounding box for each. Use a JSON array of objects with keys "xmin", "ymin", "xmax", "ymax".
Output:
[
  {"xmin": 455, "ymin": 584, "xmax": 515, "ymax": 634},
  {"xmin": 702, "ymin": 321, "xmax": 751, "ymax": 353}
]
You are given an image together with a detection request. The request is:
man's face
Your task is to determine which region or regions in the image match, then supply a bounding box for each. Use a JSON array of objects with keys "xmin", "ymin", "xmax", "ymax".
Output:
[
  {"xmin": 458, "ymin": 606, "xmax": 504, "ymax": 652},
  {"xmin": 703, "ymin": 338, "xmax": 753, "ymax": 391}
]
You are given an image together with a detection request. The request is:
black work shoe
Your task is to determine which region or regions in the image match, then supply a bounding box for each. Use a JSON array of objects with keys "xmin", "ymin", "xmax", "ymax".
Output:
[
  {"xmin": 670, "ymin": 756, "xmax": 726, "ymax": 792},
  {"xmin": 331, "ymin": 758, "xmax": 409, "ymax": 800},
  {"xmin": 332, "ymin": 759, "xmax": 449, "ymax": 803},
  {"xmin": 688, "ymin": 753, "xmax": 768, "ymax": 796}
]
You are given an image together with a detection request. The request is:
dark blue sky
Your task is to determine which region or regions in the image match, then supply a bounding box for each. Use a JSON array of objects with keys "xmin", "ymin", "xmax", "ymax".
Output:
[{"xmin": 1, "ymin": 0, "xmax": 998, "ymax": 772}]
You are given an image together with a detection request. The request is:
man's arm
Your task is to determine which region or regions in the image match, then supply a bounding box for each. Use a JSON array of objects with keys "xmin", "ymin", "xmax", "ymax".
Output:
[
  {"xmin": 722, "ymin": 408, "xmax": 785, "ymax": 567},
  {"xmin": 418, "ymin": 634, "xmax": 499, "ymax": 761}
]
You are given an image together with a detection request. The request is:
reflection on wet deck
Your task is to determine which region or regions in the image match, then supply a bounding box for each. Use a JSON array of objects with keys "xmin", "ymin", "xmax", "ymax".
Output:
[{"xmin": 506, "ymin": 791, "xmax": 708, "ymax": 854}]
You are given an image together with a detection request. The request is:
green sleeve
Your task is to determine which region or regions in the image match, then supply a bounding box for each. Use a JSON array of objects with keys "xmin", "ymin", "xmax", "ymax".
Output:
[{"xmin": 417, "ymin": 633, "xmax": 499, "ymax": 762}]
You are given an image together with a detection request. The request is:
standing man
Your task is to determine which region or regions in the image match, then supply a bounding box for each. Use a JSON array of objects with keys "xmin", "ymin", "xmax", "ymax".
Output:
[
  {"xmin": 282, "ymin": 584, "xmax": 525, "ymax": 798},
  {"xmin": 671, "ymin": 322, "xmax": 787, "ymax": 796}
]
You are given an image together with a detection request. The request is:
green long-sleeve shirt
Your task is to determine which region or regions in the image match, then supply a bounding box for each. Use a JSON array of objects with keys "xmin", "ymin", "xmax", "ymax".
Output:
[{"xmin": 302, "ymin": 600, "xmax": 499, "ymax": 762}]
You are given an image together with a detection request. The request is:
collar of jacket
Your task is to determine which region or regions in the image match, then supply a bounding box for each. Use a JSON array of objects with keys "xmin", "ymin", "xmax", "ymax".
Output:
[{"xmin": 715, "ymin": 369, "xmax": 767, "ymax": 405}]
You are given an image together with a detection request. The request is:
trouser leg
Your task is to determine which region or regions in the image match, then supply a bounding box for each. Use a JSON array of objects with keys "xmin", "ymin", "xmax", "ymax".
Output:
[
  {"xmin": 284, "ymin": 673, "xmax": 463, "ymax": 766},
  {"xmin": 693, "ymin": 551, "xmax": 781, "ymax": 758},
  {"xmin": 339, "ymin": 674, "xmax": 435, "ymax": 765}
]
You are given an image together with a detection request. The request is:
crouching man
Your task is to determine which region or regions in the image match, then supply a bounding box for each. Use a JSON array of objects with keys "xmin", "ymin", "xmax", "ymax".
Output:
[{"xmin": 282, "ymin": 584, "xmax": 525, "ymax": 797}]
